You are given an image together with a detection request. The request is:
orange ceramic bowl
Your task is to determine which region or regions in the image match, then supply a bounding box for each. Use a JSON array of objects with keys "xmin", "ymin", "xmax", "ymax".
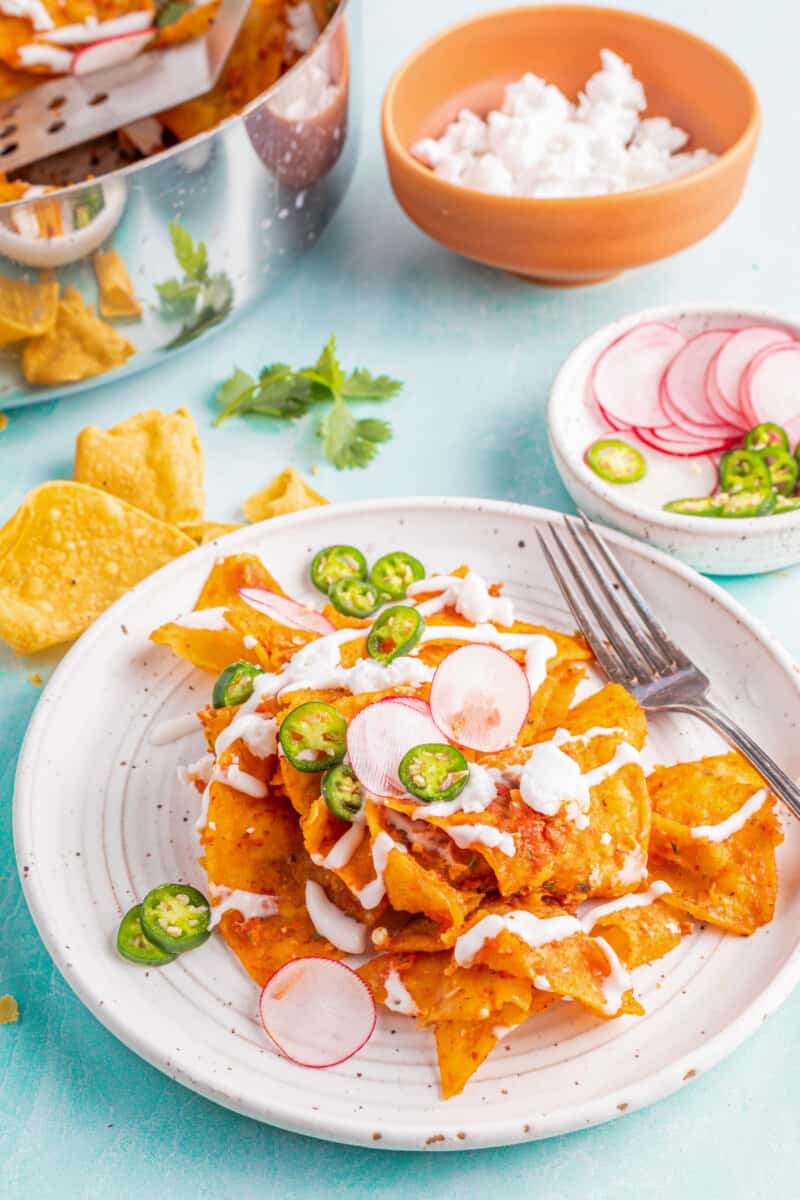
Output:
[{"xmin": 382, "ymin": 5, "xmax": 760, "ymax": 284}]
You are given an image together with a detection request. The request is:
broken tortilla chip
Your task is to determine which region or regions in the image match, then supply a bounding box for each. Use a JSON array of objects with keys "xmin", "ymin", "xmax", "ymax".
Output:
[
  {"xmin": 74, "ymin": 406, "xmax": 204, "ymax": 525},
  {"xmin": 22, "ymin": 287, "xmax": 135, "ymax": 385},
  {"xmin": 0, "ymin": 994, "xmax": 19, "ymax": 1023},
  {"xmin": 93, "ymin": 249, "xmax": 142, "ymax": 319},
  {"xmin": 0, "ymin": 481, "xmax": 194, "ymax": 654},
  {"xmin": 0, "ymin": 274, "xmax": 58, "ymax": 347},
  {"xmin": 242, "ymin": 466, "xmax": 328, "ymax": 523}
]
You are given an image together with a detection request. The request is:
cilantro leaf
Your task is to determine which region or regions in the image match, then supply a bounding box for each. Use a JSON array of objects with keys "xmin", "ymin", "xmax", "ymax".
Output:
[
  {"xmin": 215, "ymin": 368, "xmax": 256, "ymax": 422},
  {"xmin": 169, "ymin": 221, "xmax": 207, "ymax": 281},
  {"xmin": 342, "ymin": 367, "xmax": 403, "ymax": 401},
  {"xmin": 307, "ymin": 335, "xmax": 345, "ymax": 396},
  {"xmin": 155, "ymin": 277, "xmax": 200, "ymax": 321},
  {"xmin": 155, "ymin": 0, "xmax": 190, "ymax": 24},
  {"xmin": 246, "ymin": 376, "xmax": 316, "ymax": 419},
  {"xmin": 321, "ymin": 399, "xmax": 393, "ymax": 469}
]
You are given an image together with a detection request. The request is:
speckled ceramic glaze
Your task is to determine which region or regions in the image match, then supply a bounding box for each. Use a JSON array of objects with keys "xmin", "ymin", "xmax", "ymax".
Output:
[
  {"xmin": 14, "ymin": 499, "xmax": 800, "ymax": 1150},
  {"xmin": 549, "ymin": 304, "xmax": 800, "ymax": 575}
]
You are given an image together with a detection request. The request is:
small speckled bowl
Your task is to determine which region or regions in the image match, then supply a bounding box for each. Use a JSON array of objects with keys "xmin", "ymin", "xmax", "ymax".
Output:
[
  {"xmin": 548, "ymin": 303, "xmax": 800, "ymax": 575},
  {"xmin": 381, "ymin": 6, "xmax": 760, "ymax": 285}
]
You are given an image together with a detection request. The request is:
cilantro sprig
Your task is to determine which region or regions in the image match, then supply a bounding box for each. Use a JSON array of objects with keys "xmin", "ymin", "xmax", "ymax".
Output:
[
  {"xmin": 214, "ymin": 337, "xmax": 402, "ymax": 470},
  {"xmin": 155, "ymin": 222, "xmax": 234, "ymax": 349}
]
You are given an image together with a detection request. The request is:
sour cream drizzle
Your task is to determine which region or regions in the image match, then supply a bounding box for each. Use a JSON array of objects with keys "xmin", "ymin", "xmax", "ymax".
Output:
[
  {"xmin": 454, "ymin": 910, "xmax": 583, "ymax": 966},
  {"xmin": 577, "ymin": 881, "xmax": 671, "ymax": 931},
  {"xmin": 517, "ymin": 726, "xmax": 640, "ymax": 828},
  {"xmin": 355, "ymin": 832, "xmax": 406, "ymax": 909},
  {"xmin": 413, "ymin": 763, "xmax": 503, "ymax": 819},
  {"xmin": 410, "ymin": 572, "xmax": 515, "ymax": 626},
  {"xmin": 690, "ymin": 788, "xmax": 769, "ymax": 842},
  {"xmin": 208, "ymin": 884, "xmax": 279, "ymax": 928},
  {"xmin": 446, "ymin": 823, "xmax": 516, "ymax": 857},
  {"xmin": 214, "ymin": 713, "xmax": 278, "ymax": 760},
  {"xmin": 2, "ymin": 0, "xmax": 53, "ymax": 31},
  {"xmin": 150, "ymin": 713, "xmax": 200, "ymax": 745},
  {"xmin": 312, "ymin": 811, "xmax": 367, "ymax": 871},
  {"xmin": 384, "ymin": 967, "xmax": 418, "ymax": 1015},
  {"xmin": 304, "ymin": 880, "xmax": 366, "ymax": 953},
  {"xmin": 172, "ymin": 606, "xmax": 232, "ymax": 631}
]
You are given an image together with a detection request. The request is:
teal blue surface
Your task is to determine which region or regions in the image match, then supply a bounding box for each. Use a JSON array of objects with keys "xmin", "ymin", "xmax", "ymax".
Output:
[{"xmin": 3, "ymin": 1, "xmax": 800, "ymax": 1196}]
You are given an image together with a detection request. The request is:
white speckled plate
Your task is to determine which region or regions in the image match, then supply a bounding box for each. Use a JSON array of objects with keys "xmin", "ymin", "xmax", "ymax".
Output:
[
  {"xmin": 13, "ymin": 498, "xmax": 800, "ymax": 1150},
  {"xmin": 548, "ymin": 304, "xmax": 800, "ymax": 575}
]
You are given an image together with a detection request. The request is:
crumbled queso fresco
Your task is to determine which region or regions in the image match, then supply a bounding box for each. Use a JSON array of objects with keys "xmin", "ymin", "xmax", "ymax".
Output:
[{"xmin": 412, "ymin": 49, "xmax": 716, "ymax": 198}]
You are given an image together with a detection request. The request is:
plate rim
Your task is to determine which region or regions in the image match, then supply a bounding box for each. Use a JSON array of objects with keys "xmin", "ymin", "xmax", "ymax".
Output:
[{"xmin": 13, "ymin": 495, "xmax": 800, "ymax": 1150}]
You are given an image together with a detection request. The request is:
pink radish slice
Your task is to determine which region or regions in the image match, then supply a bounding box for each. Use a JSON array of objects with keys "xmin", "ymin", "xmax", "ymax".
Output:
[
  {"xmin": 346, "ymin": 697, "xmax": 442, "ymax": 797},
  {"xmin": 72, "ymin": 28, "xmax": 153, "ymax": 75},
  {"xmin": 596, "ymin": 402, "xmax": 633, "ymax": 433},
  {"xmin": 635, "ymin": 425, "xmax": 734, "ymax": 458},
  {"xmin": 742, "ymin": 343, "xmax": 800, "ymax": 443},
  {"xmin": 44, "ymin": 11, "xmax": 153, "ymax": 44},
  {"xmin": 710, "ymin": 326, "xmax": 794, "ymax": 428},
  {"xmin": 661, "ymin": 330, "xmax": 737, "ymax": 430},
  {"xmin": 429, "ymin": 644, "xmax": 530, "ymax": 753},
  {"xmin": 238, "ymin": 587, "xmax": 335, "ymax": 635},
  {"xmin": 259, "ymin": 958, "xmax": 376, "ymax": 1068},
  {"xmin": 591, "ymin": 322, "xmax": 684, "ymax": 429},
  {"xmin": 658, "ymin": 376, "xmax": 740, "ymax": 441}
]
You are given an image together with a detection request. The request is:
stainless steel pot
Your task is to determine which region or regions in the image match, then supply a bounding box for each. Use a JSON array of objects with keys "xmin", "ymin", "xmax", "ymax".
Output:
[{"xmin": 0, "ymin": 0, "xmax": 361, "ymax": 410}]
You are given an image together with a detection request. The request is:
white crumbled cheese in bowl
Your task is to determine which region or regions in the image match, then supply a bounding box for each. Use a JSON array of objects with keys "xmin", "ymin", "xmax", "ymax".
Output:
[{"xmin": 412, "ymin": 50, "xmax": 716, "ymax": 199}]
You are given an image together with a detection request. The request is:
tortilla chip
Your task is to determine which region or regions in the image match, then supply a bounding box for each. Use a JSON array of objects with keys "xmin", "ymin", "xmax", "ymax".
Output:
[
  {"xmin": 74, "ymin": 406, "xmax": 203, "ymax": 525},
  {"xmin": 0, "ymin": 0, "xmax": 156, "ymax": 71},
  {"xmin": 647, "ymin": 754, "xmax": 781, "ymax": 935},
  {"xmin": 153, "ymin": 0, "xmax": 219, "ymax": 46},
  {"xmin": 242, "ymin": 467, "xmax": 328, "ymax": 523},
  {"xmin": 159, "ymin": 0, "xmax": 286, "ymax": 139},
  {"xmin": 150, "ymin": 619, "xmax": 262, "ymax": 676},
  {"xmin": 219, "ymin": 889, "xmax": 344, "ymax": 986},
  {"xmin": 359, "ymin": 951, "xmax": 533, "ymax": 1026},
  {"xmin": 178, "ymin": 520, "xmax": 244, "ymax": 545},
  {"xmin": 0, "ymin": 275, "xmax": 58, "ymax": 347},
  {"xmin": 0, "ymin": 994, "xmax": 18, "ymax": 1023},
  {"xmin": 22, "ymin": 287, "xmax": 135, "ymax": 385},
  {"xmin": 93, "ymin": 249, "xmax": 142, "ymax": 319},
  {"xmin": 584, "ymin": 898, "xmax": 690, "ymax": 968},
  {"xmin": 194, "ymin": 552, "xmax": 288, "ymax": 607},
  {"xmin": 0, "ymin": 481, "xmax": 194, "ymax": 654},
  {"xmin": 433, "ymin": 1002, "xmax": 535, "ymax": 1099}
]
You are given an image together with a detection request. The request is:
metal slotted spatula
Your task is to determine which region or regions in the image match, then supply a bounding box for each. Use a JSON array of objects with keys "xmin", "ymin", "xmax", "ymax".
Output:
[{"xmin": 0, "ymin": 0, "xmax": 250, "ymax": 174}]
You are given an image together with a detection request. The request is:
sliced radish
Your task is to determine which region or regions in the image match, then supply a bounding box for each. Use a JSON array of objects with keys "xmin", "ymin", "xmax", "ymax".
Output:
[
  {"xmin": 72, "ymin": 28, "xmax": 153, "ymax": 75},
  {"xmin": 635, "ymin": 425, "xmax": 733, "ymax": 458},
  {"xmin": 429, "ymin": 644, "xmax": 530, "ymax": 753},
  {"xmin": 259, "ymin": 958, "xmax": 376, "ymax": 1068},
  {"xmin": 42, "ymin": 11, "xmax": 153, "ymax": 45},
  {"xmin": 238, "ymin": 587, "xmax": 336, "ymax": 635},
  {"xmin": 596, "ymin": 401, "xmax": 633, "ymax": 433},
  {"xmin": 659, "ymin": 376, "xmax": 740, "ymax": 441},
  {"xmin": 742, "ymin": 343, "xmax": 800, "ymax": 443},
  {"xmin": 661, "ymin": 329, "xmax": 737, "ymax": 431},
  {"xmin": 709, "ymin": 326, "xmax": 794, "ymax": 428},
  {"xmin": 346, "ymin": 697, "xmax": 442, "ymax": 797},
  {"xmin": 591, "ymin": 322, "xmax": 684, "ymax": 430}
]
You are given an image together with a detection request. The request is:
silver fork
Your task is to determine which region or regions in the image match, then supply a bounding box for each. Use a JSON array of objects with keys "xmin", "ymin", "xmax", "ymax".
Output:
[{"xmin": 537, "ymin": 513, "xmax": 800, "ymax": 820}]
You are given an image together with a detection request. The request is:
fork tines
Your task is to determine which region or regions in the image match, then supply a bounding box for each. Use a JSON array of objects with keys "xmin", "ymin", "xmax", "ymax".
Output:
[{"xmin": 536, "ymin": 514, "xmax": 690, "ymax": 689}]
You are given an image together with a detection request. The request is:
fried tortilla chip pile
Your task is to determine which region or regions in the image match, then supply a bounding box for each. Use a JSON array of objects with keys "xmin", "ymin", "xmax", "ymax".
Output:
[
  {"xmin": 156, "ymin": 555, "xmax": 783, "ymax": 1098},
  {"xmin": 0, "ymin": 402, "xmax": 326, "ymax": 654}
]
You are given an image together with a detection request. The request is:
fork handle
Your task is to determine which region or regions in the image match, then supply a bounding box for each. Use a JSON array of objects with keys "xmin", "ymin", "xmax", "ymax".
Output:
[{"xmin": 668, "ymin": 700, "xmax": 800, "ymax": 822}]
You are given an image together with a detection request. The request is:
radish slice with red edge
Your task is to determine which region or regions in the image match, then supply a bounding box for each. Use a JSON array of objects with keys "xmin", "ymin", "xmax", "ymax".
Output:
[
  {"xmin": 741, "ymin": 343, "xmax": 800, "ymax": 444},
  {"xmin": 634, "ymin": 425, "xmax": 734, "ymax": 458},
  {"xmin": 238, "ymin": 587, "xmax": 335, "ymax": 635},
  {"xmin": 596, "ymin": 401, "xmax": 633, "ymax": 433},
  {"xmin": 72, "ymin": 28, "xmax": 153, "ymax": 75},
  {"xmin": 429, "ymin": 644, "xmax": 530, "ymax": 753},
  {"xmin": 259, "ymin": 958, "xmax": 376, "ymax": 1068},
  {"xmin": 44, "ymin": 11, "xmax": 153, "ymax": 44},
  {"xmin": 661, "ymin": 330, "xmax": 738, "ymax": 432},
  {"xmin": 346, "ymin": 697, "xmax": 442, "ymax": 797},
  {"xmin": 591, "ymin": 322, "xmax": 684, "ymax": 430},
  {"xmin": 659, "ymin": 375, "xmax": 740, "ymax": 442},
  {"xmin": 709, "ymin": 326, "xmax": 794, "ymax": 428}
]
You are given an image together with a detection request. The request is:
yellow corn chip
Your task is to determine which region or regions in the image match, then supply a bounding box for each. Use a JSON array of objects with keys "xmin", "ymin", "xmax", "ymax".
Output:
[
  {"xmin": 0, "ymin": 994, "xmax": 18, "ymax": 1023},
  {"xmin": 74, "ymin": 407, "xmax": 204, "ymax": 525},
  {"xmin": 93, "ymin": 249, "xmax": 142, "ymax": 319},
  {"xmin": 178, "ymin": 520, "xmax": 243, "ymax": 545},
  {"xmin": 22, "ymin": 287, "xmax": 135, "ymax": 385},
  {"xmin": 0, "ymin": 275, "xmax": 58, "ymax": 347},
  {"xmin": 0, "ymin": 481, "xmax": 194, "ymax": 655},
  {"xmin": 242, "ymin": 466, "xmax": 328, "ymax": 523}
]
